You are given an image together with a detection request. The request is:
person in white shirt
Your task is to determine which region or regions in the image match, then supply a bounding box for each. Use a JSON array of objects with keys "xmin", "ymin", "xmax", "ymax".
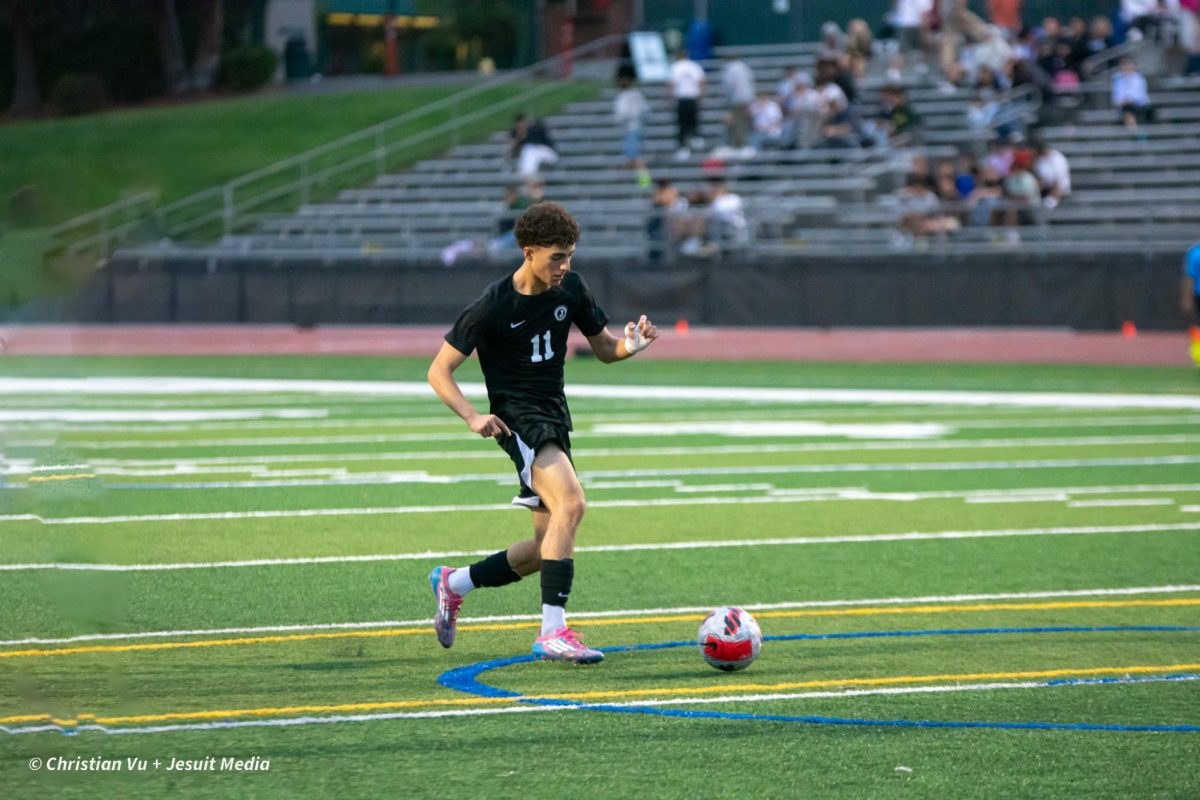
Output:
[
  {"xmin": 613, "ymin": 76, "xmax": 649, "ymax": 169},
  {"xmin": 749, "ymin": 90, "xmax": 785, "ymax": 151},
  {"xmin": 720, "ymin": 54, "xmax": 756, "ymax": 150},
  {"xmin": 893, "ymin": 0, "xmax": 933, "ymax": 52},
  {"xmin": 1032, "ymin": 138, "xmax": 1071, "ymax": 208},
  {"xmin": 1111, "ymin": 56, "xmax": 1154, "ymax": 128},
  {"xmin": 782, "ymin": 71, "xmax": 822, "ymax": 147},
  {"xmin": 705, "ymin": 178, "xmax": 749, "ymax": 249},
  {"xmin": 668, "ymin": 50, "xmax": 706, "ymax": 159}
]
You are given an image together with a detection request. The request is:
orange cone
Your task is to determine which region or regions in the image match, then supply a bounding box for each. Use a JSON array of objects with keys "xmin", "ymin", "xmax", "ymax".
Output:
[
  {"xmin": 1121, "ymin": 320, "xmax": 1137, "ymax": 338},
  {"xmin": 675, "ymin": 319, "xmax": 690, "ymax": 335}
]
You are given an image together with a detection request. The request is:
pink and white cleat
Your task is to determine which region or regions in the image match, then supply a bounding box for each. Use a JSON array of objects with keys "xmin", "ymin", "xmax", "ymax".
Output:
[
  {"xmin": 531, "ymin": 627, "xmax": 604, "ymax": 664},
  {"xmin": 428, "ymin": 566, "xmax": 463, "ymax": 648}
]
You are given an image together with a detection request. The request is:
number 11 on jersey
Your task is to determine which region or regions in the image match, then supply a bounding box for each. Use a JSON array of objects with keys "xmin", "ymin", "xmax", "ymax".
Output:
[{"xmin": 530, "ymin": 330, "xmax": 554, "ymax": 363}]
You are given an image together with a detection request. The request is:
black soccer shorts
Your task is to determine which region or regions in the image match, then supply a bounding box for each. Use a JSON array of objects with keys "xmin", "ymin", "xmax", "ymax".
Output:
[{"xmin": 497, "ymin": 419, "xmax": 573, "ymax": 509}]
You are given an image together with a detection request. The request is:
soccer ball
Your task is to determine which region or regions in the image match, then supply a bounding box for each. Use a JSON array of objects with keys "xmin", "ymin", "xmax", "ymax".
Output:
[{"xmin": 697, "ymin": 606, "xmax": 762, "ymax": 672}]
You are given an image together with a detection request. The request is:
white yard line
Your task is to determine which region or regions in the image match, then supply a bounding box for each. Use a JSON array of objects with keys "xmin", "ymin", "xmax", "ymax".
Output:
[
  {"xmin": 4, "ymin": 377, "xmax": 1200, "ymax": 409},
  {"xmin": 8, "ymin": 454, "xmax": 1200, "ymax": 490},
  {"xmin": 1, "ymin": 522, "xmax": 1196, "ymax": 571},
  {"xmin": 1, "ymin": 585, "xmax": 1195, "ymax": 647},
  {"xmin": 25, "ymin": 431, "xmax": 1200, "ymax": 452},
  {"xmin": 6, "ymin": 433, "xmax": 1196, "ymax": 477},
  {"xmin": 1067, "ymin": 499, "xmax": 1177, "ymax": 508}
]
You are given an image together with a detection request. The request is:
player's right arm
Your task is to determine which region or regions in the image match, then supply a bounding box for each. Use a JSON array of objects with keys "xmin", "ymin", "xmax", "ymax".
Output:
[
  {"xmin": 427, "ymin": 342, "xmax": 511, "ymax": 438},
  {"xmin": 1183, "ymin": 275, "xmax": 1196, "ymax": 315}
]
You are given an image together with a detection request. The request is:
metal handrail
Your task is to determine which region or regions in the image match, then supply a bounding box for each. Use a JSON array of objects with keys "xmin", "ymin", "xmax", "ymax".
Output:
[
  {"xmin": 1080, "ymin": 39, "xmax": 1145, "ymax": 80},
  {"xmin": 49, "ymin": 32, "xmax": 627, "ymax": 261}
]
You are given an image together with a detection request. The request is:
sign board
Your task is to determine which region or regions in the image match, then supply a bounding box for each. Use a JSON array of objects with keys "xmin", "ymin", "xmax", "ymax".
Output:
[{"xmin": 628, "ymin": 31, "xmax": 671, "ymax": 82}]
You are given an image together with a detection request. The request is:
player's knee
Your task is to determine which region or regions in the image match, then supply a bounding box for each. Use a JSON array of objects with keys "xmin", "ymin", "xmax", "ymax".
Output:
[{"xmin": 554, "ymin": 492, "xmax": 586, "ymax": 527}]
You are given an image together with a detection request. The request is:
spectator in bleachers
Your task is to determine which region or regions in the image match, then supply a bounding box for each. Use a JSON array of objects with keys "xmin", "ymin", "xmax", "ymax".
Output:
[
  {"xmin": 1032, "ymin": 138, "xmax": 1070, "ymax": 208},
  {"xmin": 777, "ymin": 66, "xmax": 801, "ymax": 104},
  {"xmin": 934, "ymin": 159, "xmax": 963, "ymax": 202},
  {"xmin": 1012, "ymin": 25, "xmax": 1038, "ymax": 62},
  {"xmin": 955, "ymin": 154, "xmax": 979, "ymax": 198},
  {"xmin": 966, "ymin": 162, "xmax": 1006, "ymax": 227},
  {"xmin": 1087, "ymin": 16, "xmax": 1117, "ymax": 53},
  {"xmin": 874, "ymin": 85, "xmax": 923, "ymax": 146},
  {"xmin": 669, "ymin": 49, "xmax": 706, "ymax": 160},
  {"xmin": 647, "ymin": 178, "xmax": 689, "ymax": 263},
  {"xmin": 749, "ymin": 90, "xmax": 786, "ymax": 152},
  {"xmin": 894, "ymin": 172, "xmax": 960, "ymax": 246},
  {"xmin": 489, "ymin": 183, "xmax": 537, "ymax": 254},
  {"xmin": 1121, "ymin": 0, "xmax": 1162, "ymax": 39},
  {"xmin": 1040, "ymin": 16, "xmax": 1064, "ymax": 44},
  {"xmin": 720, "ymin": 53, "xmax": 757, "ymax": 153},
  {"xmin": 892, "ymin": 0, "xmax": 933, "ymax": 55},
  {"xmin": 940, "ymin": 0, "xmax": 993, "ymax": 75},
  {"xmin": 705, "ymin": 177, "xmax": 750, "ymax": 249},
  {"xmin": 818, "ymin": 21, "xmax": 846, "ymax": 61},
  {"xmin": 999, "ymin": 148, "xmax": 1040, "ymax": 240},
  {"xmin": 966, "ymin": 92, "xmax": 1000, "ymax": 134},
  {"xmin": 986, "ymin": 0, "xmax": 1023, "ymax": 35},
  {"xmin": 782, "ymin": 71, "xmax": 823, "ymax": 149},
  {"xmin": 509, "ymin": 114, "xmax": 558, "ymax": 177},
  {"xmin": 1047, "ymin": 39, "xmax": 1084, "ymax": 91},
  {"xmin": 1064, "ymin": 17, "xmax": 1091, "ymax": 71},
  {"xmin": 613, "ymin": 75, "xmax": 649, "ymax": 170},
  {"xmin": 814, "ymin": 58, "xmax": 858, "ymax": 148},
  {"xmin": 845, "ymin": 19, "xmax": 875, "ymax": 79},
  {"xmin": 985, "ymin": 137, "xmax": 1015, "ymax": 176},
  {"xmin": 1112, "ymin": 56, "xmax": 1155, "ymax": 129}
]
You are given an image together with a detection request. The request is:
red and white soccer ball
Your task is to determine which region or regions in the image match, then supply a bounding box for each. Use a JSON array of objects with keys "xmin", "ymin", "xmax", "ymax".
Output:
[{"xmin": 697, "ymin": 606, "xmax": 762, "ymax": 672}]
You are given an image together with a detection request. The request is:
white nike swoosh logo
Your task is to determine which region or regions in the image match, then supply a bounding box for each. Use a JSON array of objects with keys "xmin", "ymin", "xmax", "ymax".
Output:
[{"xmin": 510, "ymin": 321, "xmax": 526, "ymax": 328}]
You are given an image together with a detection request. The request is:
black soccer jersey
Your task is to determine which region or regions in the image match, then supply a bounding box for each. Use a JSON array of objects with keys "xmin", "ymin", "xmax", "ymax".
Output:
[{"xmin": 445, "ymin": 271, "xmax": 609, "ymax": 428}]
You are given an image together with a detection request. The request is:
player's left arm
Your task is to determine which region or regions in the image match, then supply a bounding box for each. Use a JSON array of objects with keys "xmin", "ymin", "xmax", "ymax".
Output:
[{"xmin": 586, "ymin": 314, "xmax": 659, "ymax": 364}]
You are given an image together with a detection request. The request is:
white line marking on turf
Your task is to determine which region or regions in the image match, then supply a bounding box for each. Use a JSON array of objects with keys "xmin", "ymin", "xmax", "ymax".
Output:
[
  {"xmin": 5, "ymin": 377, "xmax": 1200, "ymax": 410},
  {"xmin": 0, "ymin": 409, "xmax": 327, "ymax": 422},
  {"xmin": 1, "ymin": 585, "xmax": 1195, "ymax": 647},
  {"xmin": 7, "ymin": 453, "xmax": 1200, "ymax": 488},
  {"xmin": 34, "ymin": 431, "xmax": 1200, "ymax": 452},
  {"xmin": 1067, "ymin": 499, "xmax": 1176, "ymax": 508},
  {"xmin": 8, "ymin": 433, "xmax": 1192, "ymax": 473},
  {"xmin": 1, "ymin": 523, "xmax": 1196, "ymax": 571},
  {"xmin": 3, "ymin": 675, "xmax": 1195, "ymax": 736},
  {"xmin": 591, "ymin": 421, "xmax": 952, "ymax": 439}
]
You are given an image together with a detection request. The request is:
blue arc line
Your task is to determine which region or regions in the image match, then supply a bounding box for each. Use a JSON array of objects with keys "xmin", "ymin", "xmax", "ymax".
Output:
[{"xmin": 436, "ymin": 625, "xmax": 1200, "ymax": 732}]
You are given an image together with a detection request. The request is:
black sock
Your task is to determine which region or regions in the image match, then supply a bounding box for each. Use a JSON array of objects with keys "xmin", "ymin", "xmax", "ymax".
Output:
[
  {"xmin": 540, "ymin": 558, "xmax": 574, "ymax": 607},
  {"xmin": 468, "ymin": 550, "xmax": 522, "ymax": 588}
]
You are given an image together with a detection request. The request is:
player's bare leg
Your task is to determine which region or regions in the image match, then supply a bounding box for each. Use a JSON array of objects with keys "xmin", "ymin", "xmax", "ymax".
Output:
[
  {"xmin": 506, "ymin": 508, "xmax": 549, "ymax": 576},
  {"xmin": 528, "ymin": 444, "xmax": 603, "ymax": 663}
]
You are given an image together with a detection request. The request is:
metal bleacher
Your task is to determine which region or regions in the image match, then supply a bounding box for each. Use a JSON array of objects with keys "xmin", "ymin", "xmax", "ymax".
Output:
[{"xmin": 118, "ymin": 42, "xmax": 1200, "ymax": 265}]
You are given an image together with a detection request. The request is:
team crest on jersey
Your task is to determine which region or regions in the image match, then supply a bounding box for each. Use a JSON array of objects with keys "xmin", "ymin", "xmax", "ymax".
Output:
[{"xmin": 554, "ymin": 305, "xmax": 568, "ymax": 321}]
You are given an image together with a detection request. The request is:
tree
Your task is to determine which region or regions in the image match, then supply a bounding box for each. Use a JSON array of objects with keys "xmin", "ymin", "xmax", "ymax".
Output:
[
  {"xmin": 190, "ymin": 0, "xmax": 224, "ymax": 90},
  {"xmin": 4, "ymin": 0, "xmax": 42, "ymax": 115},
  {"xmin": 155, "ymin": 0, "xmax": 188, "ymax": 93}
]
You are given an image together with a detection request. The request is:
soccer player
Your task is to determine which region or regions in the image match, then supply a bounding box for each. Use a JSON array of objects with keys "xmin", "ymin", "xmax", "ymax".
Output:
[{"xmin": 426, "ymin": 202, "xmax": 658, "ymax": 664}]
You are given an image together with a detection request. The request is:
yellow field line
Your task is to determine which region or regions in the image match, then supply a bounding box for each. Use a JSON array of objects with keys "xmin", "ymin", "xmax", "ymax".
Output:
[
  {"xmin": 27, "ymin": 474, "xmax": 96, "ymax": 482},
  {"xmin": 5, "ymin": 662, "xmax": 1197, "ymax": 728},
  {"xmin": 1, "ymin": 598, "xmax": 1196, "ymax": 661},
  {"xmin": 538, "ymin": 663, "xmax": 1200, "ymax": 702}
]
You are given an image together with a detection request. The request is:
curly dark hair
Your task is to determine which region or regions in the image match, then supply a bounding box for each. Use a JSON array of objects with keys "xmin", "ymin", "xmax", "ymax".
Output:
[{"xmin": 513, "ymin": 202, "xmax": 580, "ymax": 248}]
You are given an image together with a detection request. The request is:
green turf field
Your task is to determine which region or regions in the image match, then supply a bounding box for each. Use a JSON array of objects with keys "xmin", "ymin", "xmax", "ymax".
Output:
[{"xmin": 1, "ymin": 356, "xmax": 1198, "ymax": 798}]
